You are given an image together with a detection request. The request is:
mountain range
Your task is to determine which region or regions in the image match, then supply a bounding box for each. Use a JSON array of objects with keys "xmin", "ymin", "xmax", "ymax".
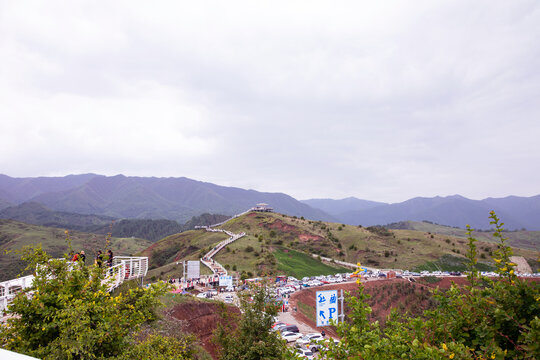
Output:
[
  {"xmin": 302, "ymin": 195, "xmax": 540, "ymax": 230},
  {"xmin": 0, "ymin": 174, "xmax": 538, "ymax": 230},
  {"xmin": 0, "ymin": 174, "xmax": 334, "ymax": 223}
]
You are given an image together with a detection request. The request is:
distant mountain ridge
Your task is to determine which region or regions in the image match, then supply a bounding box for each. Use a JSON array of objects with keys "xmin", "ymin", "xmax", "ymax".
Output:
[
  {"xmin": 1, "ymin": 174, "xmax": 538, "ymax": 231},
  {"xmin": 301, "ymin": 197, "xmax": 386, "ymax": 217},
  {"xmin": 0, "ymin": 174, "xmax": 335, "ymax": 223},
  {"xmin": 304, "ymin": 194, "xmax": 540, "ymax": 230}
]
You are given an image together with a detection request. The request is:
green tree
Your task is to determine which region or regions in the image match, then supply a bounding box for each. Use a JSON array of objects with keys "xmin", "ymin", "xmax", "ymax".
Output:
[
  {"xmin": 116, "ymin": 334, "xmax": 195, "ymax": 360},
  {"xmin": 214, "ymin": 283, "xmax": 293, "ymax": 360},
  {"xmin": 0, "ymin": 246, "xmax": 183, "ymax": 360}
]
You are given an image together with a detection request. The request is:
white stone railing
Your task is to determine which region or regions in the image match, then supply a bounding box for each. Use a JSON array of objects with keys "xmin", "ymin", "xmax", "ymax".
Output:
[
  {"xmin": 1, "ymin": 256, "xmax": 148, "ymax": 313},
  {"xmin": 101, "ymin": 257, "xmax": 148, "ymax": 292},
  {"xmin": 0, "ymin": 275, "xmax": 34, "ymax": 314},
  {"xmin": 204, "ymin": 209, "xmax": 253, "ymax": 228},
  {"xmin": 200, "ymin": 231, "xmax": 246, "ymax": 276}
]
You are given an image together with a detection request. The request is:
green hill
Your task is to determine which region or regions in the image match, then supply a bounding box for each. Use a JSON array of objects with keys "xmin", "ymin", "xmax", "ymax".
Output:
[
  {"xmin": 387, "ymin": 220, "xmax": 540, "ymax": 251},
  {"xmin": 0, "ymin": 219, "xmax": 152, "ymax": 281},
  {"xmin": 138, "ymin": 212, "xmax": 540, "ymax": 281}
]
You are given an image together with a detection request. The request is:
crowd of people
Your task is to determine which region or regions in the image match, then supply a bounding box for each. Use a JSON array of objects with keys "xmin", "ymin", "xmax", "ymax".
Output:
[{"xmin": 69, "ymin": 249, "xmax": 114, "ymax": 268}]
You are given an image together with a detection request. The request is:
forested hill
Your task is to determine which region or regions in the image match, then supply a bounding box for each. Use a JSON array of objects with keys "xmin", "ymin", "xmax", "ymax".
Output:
[
  {"xmin": 0, "ymin": 201, "xmax": 115, "ymax": 230},
  {"xmin": 0, "ymin": 174, "xmax": 334, "ymax": 222},
  {"xmin": 0, "ymin": 202, "xmax": 231, "ymax": 242},
  {"xmin": 91, "ymin": 213, "xmax": 230, "ymax": 242}
]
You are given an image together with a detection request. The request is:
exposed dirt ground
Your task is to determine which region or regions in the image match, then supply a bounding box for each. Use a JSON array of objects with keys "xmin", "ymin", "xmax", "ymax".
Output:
[
  {"xmin": 510, "ymin": 256, "xmax": 532, "ymax": 273},
  {"xmin": 289, "ymin": 277, "xmax": 469, "ymax": 337},
  {"xmin": 169, "ymin": 301, "xmax": 240, "ymax": 359}
]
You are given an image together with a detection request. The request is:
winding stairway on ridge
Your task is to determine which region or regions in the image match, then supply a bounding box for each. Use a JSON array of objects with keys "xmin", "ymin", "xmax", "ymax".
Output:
[
  {"xmin": 198, "ymin": 211, "xmax": 249, "ymax": 277},
  {"xmin": 200, "ymin": 228, "xmax": 245, "ymax": 276}
]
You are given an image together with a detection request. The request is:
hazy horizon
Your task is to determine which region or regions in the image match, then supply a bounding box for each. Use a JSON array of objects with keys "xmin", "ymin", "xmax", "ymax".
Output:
[{"xmin": 1, "ymin": 1, "xmax": 539, "ymax": 203}]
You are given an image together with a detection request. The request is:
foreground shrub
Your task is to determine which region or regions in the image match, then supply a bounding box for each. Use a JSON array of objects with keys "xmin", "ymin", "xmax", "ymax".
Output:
[
  {"xmin": 0, "ymin": 246, "xmax": 177, "ymax": 359},
  {"xmin": 322, "ymin": 212, "xmax": 540, "ymax": 359}
]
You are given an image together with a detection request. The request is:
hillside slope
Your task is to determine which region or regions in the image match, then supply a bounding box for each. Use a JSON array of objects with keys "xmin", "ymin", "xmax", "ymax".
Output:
[
  {"xmin": 0, "ymin": 202, "xmax": 115, "ymax": 230},
  {"xmin": 138, "ymin": 211, "xmax": 540, "ymax": 281},
  {"xmin": 387, "ymin": 220, "xmax": 540, "ymax": 251},
  {"xmin": 0, "ymin": 219, "xmax": 152, "ymax": 281}
]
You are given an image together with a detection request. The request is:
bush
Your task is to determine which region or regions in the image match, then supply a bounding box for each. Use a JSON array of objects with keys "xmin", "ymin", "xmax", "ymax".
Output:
[
  {"xmin": 214, "ymin": 282, "xmax": 290, "ymax": 360},
  {"xmin": 0, "ymin": 246, "xmax": 171, "ymax": 359},
  {"xmin": 117, "ymin": 334, "xmax": 195, "ymax": 360},
  {"xmin": 321, "ymin": 212, "xmax": 540, "ymax": 359}
]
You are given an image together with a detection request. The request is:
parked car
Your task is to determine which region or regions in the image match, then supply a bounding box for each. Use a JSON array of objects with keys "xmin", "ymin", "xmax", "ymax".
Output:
[
  {"xmin": 196, "ymin": 292, "xmax": 208, "ymax": 299},
  {"xmin": 274, "ymin": 323, "xmax": 292, "ymax": 333},
  {"xmin": 280, "ymin": 331, "xmax": 303, "ymax": 343},
  {"xmin": 295, "ymin": 348, "xmax": 314, "ymax": 359},
  {"xmin": 279, "ymin": 325, "xmax": 300, "ymax": 333},
  {"xmin": 296, "ymin": 333, "xmax": 323, "ymax": 351}
]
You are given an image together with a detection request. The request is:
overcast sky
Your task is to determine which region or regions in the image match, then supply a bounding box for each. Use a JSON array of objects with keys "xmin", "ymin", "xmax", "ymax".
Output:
[{"xmin": 1, "ymin": 1, "xmax": 539, "ymax": 203}]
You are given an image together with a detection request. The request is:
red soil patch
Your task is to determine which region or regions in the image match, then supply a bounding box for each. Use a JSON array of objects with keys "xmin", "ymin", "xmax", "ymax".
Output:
[
  {"xmin": 170, "ymin": 301, "xmax": 240, "ymax": 359},
  {"xmin": 263, "ymin": 219, "xmax": 299, "ymax": 232},
  {"xmin": 289, "ymin": 278, "xmax": 469, "ymax": 336},
  {"xmin": 298, "ymin": 233, "xmax": 325, "ymax": 242}
]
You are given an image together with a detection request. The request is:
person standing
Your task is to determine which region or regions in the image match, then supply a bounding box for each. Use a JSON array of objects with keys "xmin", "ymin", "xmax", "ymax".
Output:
[
  {"xmin": 107, "ymin": 249, "xmax": 114, "ymax": 267},
  {"xmin": 80, "ymin": 250, "xmax": 86, "ymax": 264},
  {"xmin": 95, "ymin": 250, "xmax": 103, "ymax": 267}
]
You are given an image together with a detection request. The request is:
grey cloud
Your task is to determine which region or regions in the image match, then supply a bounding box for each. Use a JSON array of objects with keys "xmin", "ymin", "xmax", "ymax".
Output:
[{"xmin": 1, "ymin": 1, "xmax": 539, "ymax": 202}]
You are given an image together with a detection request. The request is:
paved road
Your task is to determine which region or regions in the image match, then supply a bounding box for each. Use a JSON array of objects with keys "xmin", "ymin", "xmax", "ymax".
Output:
[{"xmin": 277, "ymin": 309, "xmax": 319, "ymax": 335}]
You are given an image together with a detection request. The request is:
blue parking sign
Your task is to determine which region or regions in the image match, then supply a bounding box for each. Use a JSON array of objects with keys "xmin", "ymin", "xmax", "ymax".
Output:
[{"xmin": 316, "ymin": 290, "xmax": 338, "ymax": 327}]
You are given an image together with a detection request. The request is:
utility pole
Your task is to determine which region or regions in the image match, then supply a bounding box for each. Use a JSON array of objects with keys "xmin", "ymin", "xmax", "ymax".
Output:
[
  {"xmin": 339, "ymin": 289, "xmax": 345, "ymax": 324},
  {"xmin": 183, "ymin": 261, "xmax": 187, "ymax": 283}
]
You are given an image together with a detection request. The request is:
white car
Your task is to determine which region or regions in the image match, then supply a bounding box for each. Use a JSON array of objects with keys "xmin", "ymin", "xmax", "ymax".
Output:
[
  {"xmin": 280, "ymin": 331, "xmax": 303, "ymax": 343},
  {"xmin": 296, "ymin": 333, "xmax": 323, "ymax": 351},
  {"xmin": 295, "ymin": 348, "xmax": 314, "ymax": 359},
  {"xmin": 196, "ymin": 292, "xmax": 208, "ymax": 299}
]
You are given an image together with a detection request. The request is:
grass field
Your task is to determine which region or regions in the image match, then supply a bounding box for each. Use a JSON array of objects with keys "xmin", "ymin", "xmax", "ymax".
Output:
[
  {"xmin": 273, "ymin": 248, "xmax": 349, "ymax": 279},
  {"xmin": 413, "ymin": 254, "xmax": 495, "ymax": 272}
]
